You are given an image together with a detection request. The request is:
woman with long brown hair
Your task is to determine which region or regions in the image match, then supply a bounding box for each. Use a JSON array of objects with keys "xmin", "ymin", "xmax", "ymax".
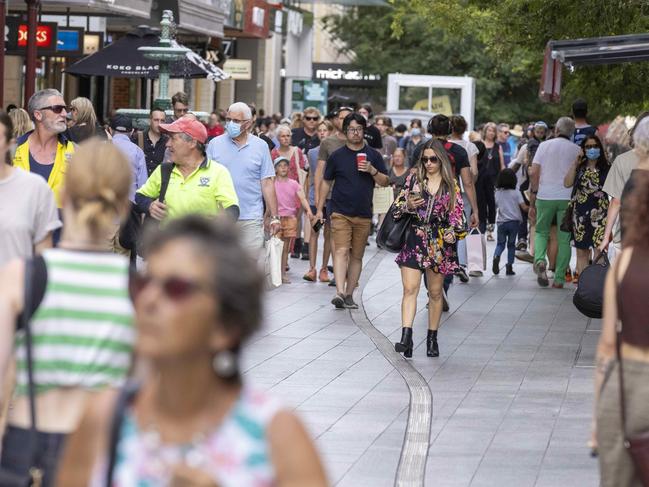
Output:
[{"xmin": 393, "ymin": 139, "xmax": 467, "ymax": 358}]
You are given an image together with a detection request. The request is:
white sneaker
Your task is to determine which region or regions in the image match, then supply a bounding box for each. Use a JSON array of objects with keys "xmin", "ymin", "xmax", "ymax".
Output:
[{"xmin": 469, "ymin": 270, "xmax": 483, "ymax": 277}]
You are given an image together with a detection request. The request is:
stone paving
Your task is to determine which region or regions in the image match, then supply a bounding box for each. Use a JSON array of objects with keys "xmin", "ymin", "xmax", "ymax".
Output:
[{"xmin": 240, "ymin": 237, "xmax": 601, "ymax": 486}]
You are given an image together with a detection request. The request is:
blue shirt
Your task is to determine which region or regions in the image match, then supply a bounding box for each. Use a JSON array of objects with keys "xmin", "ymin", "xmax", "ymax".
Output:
[
  {"xmin": 324, "ymin": 144, "xmax": 388, "ymax": 219},
  {"xmin": 112, "ymin": 133, "xmax": 147, "ymax": 202},
  {"xmin": 307, "ymin": 147, "xmax": 320, "ymax": 205},
  {"xmin": 206, "ymin": 134, "xmax": 275, "ymax": 220}
]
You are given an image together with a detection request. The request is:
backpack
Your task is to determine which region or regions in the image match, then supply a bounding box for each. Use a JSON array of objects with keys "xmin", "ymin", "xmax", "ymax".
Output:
[
  {"xmin": 573, "ymin": 252, "xmax": 609, "ymax": 319},
  {"xmin": 118, "ymin": 162, "xmax": 174, "ymax": 253}
]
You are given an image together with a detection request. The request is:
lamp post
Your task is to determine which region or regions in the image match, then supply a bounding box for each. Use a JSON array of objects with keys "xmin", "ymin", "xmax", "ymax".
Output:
[{"xmin": 24, "ymin": 0, "xmax": 41, "ymax": 108}]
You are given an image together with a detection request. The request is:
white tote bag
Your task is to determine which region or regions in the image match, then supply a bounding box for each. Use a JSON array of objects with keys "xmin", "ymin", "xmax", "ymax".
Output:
[
  {"xmin": 466, "ymin": 228, "xmax": 486, "ymax": 272},
  {"xmin": 265, "ymin": 236, "xmax": 284, "ymax": 288}
]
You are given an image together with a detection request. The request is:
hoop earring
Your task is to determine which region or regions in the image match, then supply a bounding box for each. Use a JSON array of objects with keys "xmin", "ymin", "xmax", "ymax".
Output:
[{"xmin": 212, "ymin": 350, "xmax": 238, "ymax": 379}]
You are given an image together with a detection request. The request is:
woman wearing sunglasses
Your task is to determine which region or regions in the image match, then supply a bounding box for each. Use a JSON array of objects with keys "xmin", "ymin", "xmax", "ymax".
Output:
[
  {"xmin": 393, "ymin": 139, "xmax": 467, "ymax": 358},
  {"xmin": 55, "ymin": 216, "xmax": 327, "ymax": 487},
  {"xmin": 0, "ymin": 140, "xmax": 134, "ymax": 486}
]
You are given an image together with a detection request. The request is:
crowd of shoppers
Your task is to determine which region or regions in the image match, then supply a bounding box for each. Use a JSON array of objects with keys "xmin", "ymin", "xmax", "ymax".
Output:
[{"xmin": 1, "ymin": 86, "xmax": 647, "ymax": 485}]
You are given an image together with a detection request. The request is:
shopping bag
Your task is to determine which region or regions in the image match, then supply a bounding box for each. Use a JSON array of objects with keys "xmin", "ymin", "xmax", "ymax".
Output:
[
  {"xmin": 466, "ymin": 228, "xmax": 486, "ymax": 272},
  {"xmin": 265, "ymin": 236, "xmax": 284, "ymax": 288},
  {"xmin": 373, "ymin": 186, "xmax": 394, "ymax": 215}
]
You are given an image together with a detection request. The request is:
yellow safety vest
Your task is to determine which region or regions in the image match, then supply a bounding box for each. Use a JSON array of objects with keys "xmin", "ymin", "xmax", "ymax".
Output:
[{"xmin": 13, "ymin": 131, "xmax": 75, "ymax": 208}]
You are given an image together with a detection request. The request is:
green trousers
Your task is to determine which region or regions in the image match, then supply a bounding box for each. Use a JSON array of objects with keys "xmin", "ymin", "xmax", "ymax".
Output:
[{"xmin": 534, "ymin": 199, "xmax": 571, "ymax": 284}]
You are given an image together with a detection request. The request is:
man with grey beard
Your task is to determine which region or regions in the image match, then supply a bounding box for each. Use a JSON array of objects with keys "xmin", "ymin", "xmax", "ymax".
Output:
[{"xmin": 13, "ymin": 88, "xmax": 76, "ymax": 244}]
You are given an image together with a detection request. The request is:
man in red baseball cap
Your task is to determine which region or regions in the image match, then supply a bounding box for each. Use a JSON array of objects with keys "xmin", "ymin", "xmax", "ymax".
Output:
[{"xmin": 136, "ymin": 115, "xmax": 240, "ymax": 221}]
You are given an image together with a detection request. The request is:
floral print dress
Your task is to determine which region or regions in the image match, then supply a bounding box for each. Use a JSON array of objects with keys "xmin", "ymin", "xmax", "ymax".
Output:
[
  {"xmin": 393, "ymin": 173, "xmax": 467, "ymax": 275},
  {"xmin": 571, "ymin": 165, "xmax": 609, "ymax": 249}
]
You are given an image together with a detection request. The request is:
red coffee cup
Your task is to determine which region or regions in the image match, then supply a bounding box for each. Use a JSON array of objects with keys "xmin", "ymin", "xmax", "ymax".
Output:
[{"xmin": 356, "ymin": 152, "xmax": 367, "ymax": 170}]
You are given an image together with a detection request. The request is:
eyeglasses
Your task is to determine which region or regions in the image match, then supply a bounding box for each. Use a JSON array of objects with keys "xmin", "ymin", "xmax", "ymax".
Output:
[
  {"xmin": 38, "ymin": 105, "xmax": 68, "ymax": 114},
  {"xmin": 421, "ymin": 156, "xmax": 439, "ymax": 164},
  {"xmin": 304, "ymin": 116, "xmax": 319, "ymax": 121},
  {"xmin": 225, "ymin": 117, "xmax": 249, "ymax": 124},
  {"xmin": 346, "ymin": 127, "xmax": 364, "ymax": 134},
  {"xmin": 130, "ymin": 273, "xmax": 211, "ymax": 302},
  {"xmin": 502, "ymin": 131, "xmax": 510, "ymax": 135}
]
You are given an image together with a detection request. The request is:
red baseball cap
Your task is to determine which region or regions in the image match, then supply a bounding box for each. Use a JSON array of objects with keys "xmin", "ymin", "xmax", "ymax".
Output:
[{"xmin": 159, "ymin": 116, "xmax": 208, "ymax": 144}]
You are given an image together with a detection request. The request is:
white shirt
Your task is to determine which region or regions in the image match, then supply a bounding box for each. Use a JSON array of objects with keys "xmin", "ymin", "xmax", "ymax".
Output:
[
  {"xmin": 449, "ymin": 138, "xmax": 479, "ymax": 159},
  {"xmin": 532, "ymin": 137, "xmax": 581, "ymax": 200}
]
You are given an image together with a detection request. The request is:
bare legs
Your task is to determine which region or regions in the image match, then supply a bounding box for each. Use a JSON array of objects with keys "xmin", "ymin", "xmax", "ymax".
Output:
[
  {"xmin": 576, "ymin": 248, "xmax": 591, "ymax": 275},
  {"xmin": 399, "ymin": 267, "xmax": 445, "ymax": 330}
]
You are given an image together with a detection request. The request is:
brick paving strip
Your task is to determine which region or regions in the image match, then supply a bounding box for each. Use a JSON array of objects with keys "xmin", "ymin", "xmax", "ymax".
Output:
[{"xmin": 351, "ymin": 250, "xmax": 432, "ymax": 487}]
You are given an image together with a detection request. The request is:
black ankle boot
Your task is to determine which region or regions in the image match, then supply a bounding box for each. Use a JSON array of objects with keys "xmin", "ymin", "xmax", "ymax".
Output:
[
  {"xmin": 492, "ymin": 256, "xmax": 500, "ymax": 275},
  {"xmin": 395, "ymin": 327, "xmax": 413, "ymax": 358},
  {"xmin": 506, "ymin": 264, "xmax": 515, "ymax": 276},
  {"xmin": 301, "ymin": 242, "xmax": 310, "ymax": 260},
  {"xmin": 427, "ymin": 330, "xmax": 439, "ymax": 357}
]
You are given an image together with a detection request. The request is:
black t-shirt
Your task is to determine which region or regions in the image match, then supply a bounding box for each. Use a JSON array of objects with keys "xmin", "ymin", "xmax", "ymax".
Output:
[
  {"xmin": 364, "ymin": 124, "xmax": 383, "ymax": 149},
  {"xmin": 259, "ymin": 133, "xmax": 275, "ymax": 153},
  {"xmin": 412, "ymin": 139, "xmax": 469, "ymax": 180},
  {"xmin": 291, "ymin": 128, "xmax": 320, "ymax": 153},
  {"xmin": 324, "ymin": 144, "xmax": 388, "ymax": 218},
  {"xmin": 142, "ymin": 132, "xmax": 169, "ymax": 176}
]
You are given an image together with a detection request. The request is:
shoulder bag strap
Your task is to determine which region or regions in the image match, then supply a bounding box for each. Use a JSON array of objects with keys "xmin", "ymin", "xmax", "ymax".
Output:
[
  {"xmin": 614, "ymin": 257, "xmax": 629, "ymax": 441},
  {"xmin": 105, "ymin": 381, "xmax": 140, "ymax": 487},
  {"xmin": 158, "ymin": 162, "xmax": 174, "ymax": 204},
  {"xmin": 22, "ymin": 259, "xmax": 42, "ymax": 478}
]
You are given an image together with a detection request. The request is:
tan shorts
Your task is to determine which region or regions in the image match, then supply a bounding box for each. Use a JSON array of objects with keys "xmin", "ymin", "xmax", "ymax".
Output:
[
  {"xmin": 279, "ymin": 216, "xmax": 298, "ymax": 238},
  {"xmin": 330, "ymin": 212, "xmax": 371, "ymax": 260}
]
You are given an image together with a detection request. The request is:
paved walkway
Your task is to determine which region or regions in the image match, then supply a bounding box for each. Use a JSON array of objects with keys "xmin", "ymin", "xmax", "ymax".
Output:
[{"xmin": 241, "ymin": 237, "xmax": 600, "ymax": 486}]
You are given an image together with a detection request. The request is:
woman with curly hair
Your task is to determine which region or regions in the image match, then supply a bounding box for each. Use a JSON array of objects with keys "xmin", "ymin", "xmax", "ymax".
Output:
[
  {"xmin": 563, "ymin": 135, "xmax": 610, "ymax": 279},
  {"xmin": 393, "ymin": 139, "xmax": 467, "ymax": 359}
]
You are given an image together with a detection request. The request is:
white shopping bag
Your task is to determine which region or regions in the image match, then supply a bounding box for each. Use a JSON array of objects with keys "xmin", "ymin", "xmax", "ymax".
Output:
[
  {"xmin": 372, "ymin": 186, "xmax": 394, "ymax": 214},
  {"xmin": 466, "ymin": 228, "xmax": 486, "ymax": 272},
  {"xmin": 265, "ymin": 236, "xmax": 284, "ymax": 288}
]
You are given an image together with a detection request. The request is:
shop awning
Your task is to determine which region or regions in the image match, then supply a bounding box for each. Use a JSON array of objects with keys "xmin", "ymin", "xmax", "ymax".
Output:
[
  {"xmin": 65, "ymin": 27, "xmax": 229, "ymax": 81},
  {"xmin": 550, "ymin": 33, "xmax": 649, "ymax": 66},
  {"xmin": 9, "ymin": 0, "xmax": 153, "ymax": 19},
  {"xmin": 290, "ymin": 0, "xmax": 389, "ymax": 5}
]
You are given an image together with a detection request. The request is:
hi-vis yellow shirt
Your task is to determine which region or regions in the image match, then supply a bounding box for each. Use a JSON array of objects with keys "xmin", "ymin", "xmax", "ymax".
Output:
[
  {"xmin": 13, "ymin": 132, "xmax": 75, "ymax": 208},
  {"xmin": 137, "ymin": 158, "xmax": 239, "ymax": 220}
]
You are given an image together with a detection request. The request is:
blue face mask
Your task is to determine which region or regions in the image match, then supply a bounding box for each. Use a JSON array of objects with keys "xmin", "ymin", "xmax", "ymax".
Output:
[
  {"xmin": 225, "ymin": 120, "xmax": 242, "ymax": 138},
  {"xmin": 411, "ymin": 128, "xmax": 421, "ymax": 137},
  {"xmin": 585, "ymin": 147, "xmax": 600, "ymax": 160}
]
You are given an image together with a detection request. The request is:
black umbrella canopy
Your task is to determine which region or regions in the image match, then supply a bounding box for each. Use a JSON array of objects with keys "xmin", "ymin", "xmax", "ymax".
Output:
[{"xmin": 66, "ymin": 26, "xmax": 212, "ymax": 79}]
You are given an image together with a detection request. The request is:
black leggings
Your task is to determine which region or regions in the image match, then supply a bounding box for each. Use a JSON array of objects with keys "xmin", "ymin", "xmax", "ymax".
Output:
[{"xmin": 476, "ymin": 174, "xmax": 496, "ymax": 232}]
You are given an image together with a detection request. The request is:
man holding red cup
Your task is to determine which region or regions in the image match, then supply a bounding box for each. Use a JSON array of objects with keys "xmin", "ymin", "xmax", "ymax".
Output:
[{"xmin": 315, "ymin": 112, "xmax": 389, "ymax": 310}]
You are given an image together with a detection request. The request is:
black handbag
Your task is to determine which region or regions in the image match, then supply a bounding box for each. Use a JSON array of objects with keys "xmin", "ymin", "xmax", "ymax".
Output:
[
  {"xmin": 573, "ymin": 252, "xmax": 609, "ymax": 319},
  {"xmin": 376, "ymin": 206, "xmax": 412, "ymax": 253},
  {"xmin": 0, "ymin": 260, "xmax": 44, "ymax": 486}
]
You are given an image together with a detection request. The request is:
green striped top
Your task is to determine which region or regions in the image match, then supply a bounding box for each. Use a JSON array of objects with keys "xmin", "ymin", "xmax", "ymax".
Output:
[{"xmin": 14, "ymin": 249, "xmax": 135, "ymax": 395}]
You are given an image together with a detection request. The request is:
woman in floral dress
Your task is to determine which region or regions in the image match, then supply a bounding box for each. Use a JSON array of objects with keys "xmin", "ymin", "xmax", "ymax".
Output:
[
  {"xmin": 393, "ymin": 139, "xmax": 467, "ymax": 359},
  {"xmin": 564, "ymin": 135, "xmax": 610, "ymax": 279}
]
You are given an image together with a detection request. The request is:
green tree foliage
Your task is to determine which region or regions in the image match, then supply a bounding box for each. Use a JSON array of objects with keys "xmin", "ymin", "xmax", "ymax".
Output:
[{"xmin": 324, "ymin": 0, "xmax": 649, "ymax": 126}]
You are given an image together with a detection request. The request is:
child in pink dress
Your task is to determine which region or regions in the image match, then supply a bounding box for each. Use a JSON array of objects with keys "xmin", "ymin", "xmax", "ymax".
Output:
[{"xmin": 274, "ymin": 156, "xmax": 313, "ymax": 283}]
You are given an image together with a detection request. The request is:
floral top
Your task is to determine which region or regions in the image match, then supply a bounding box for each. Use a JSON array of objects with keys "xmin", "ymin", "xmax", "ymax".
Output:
[
  {"xmin": 571, "ymin": 165, "xmax": 609, "ymax": 248},
  {"xmin": 393, "ymin": 173, "xmax": 467, "ymax": 275},
  {"xmin": 103, "ymin": 387, "xmax": 282, "ymax": 487}
]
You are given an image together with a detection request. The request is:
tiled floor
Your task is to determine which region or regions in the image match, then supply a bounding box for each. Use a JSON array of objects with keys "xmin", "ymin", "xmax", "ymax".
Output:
[{"xmin": 241, "ymin": 238, "xmax": 600, "ymax": 486}]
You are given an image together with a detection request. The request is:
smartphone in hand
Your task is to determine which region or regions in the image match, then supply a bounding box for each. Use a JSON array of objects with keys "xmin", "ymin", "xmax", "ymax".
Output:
[{"xmin": 313, "ymin": 220, "xmax": 324, "ymax": 232}]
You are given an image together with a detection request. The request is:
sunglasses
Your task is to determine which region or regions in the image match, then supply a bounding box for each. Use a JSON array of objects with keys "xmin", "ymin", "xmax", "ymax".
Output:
[
  {"xmin": 304, "ymin": 116, "xmax": 319, "ymax": 121},
  {"xmin": 421, "ymin": 156, "xmax": 439, "ymax": 164},
  {"xmin": 175, "ymin": 108, "xmax": 190, "ymax": 113},
  {"xmin": 38, "ymin": 105, "xmax": 68, "ymax": 114},
  {"xmin": 584, "ymin": 144, "xmax": 599, "ymax": 149},
  {"xmin": 130, "ymin": 273, "xmax": 211, "ymax": 302}
]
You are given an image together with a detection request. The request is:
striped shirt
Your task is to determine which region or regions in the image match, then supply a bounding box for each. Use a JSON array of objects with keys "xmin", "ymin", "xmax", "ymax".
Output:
[{"xmin": 14, "ymin": 248, "xmax": 134, "ymax": 395}]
